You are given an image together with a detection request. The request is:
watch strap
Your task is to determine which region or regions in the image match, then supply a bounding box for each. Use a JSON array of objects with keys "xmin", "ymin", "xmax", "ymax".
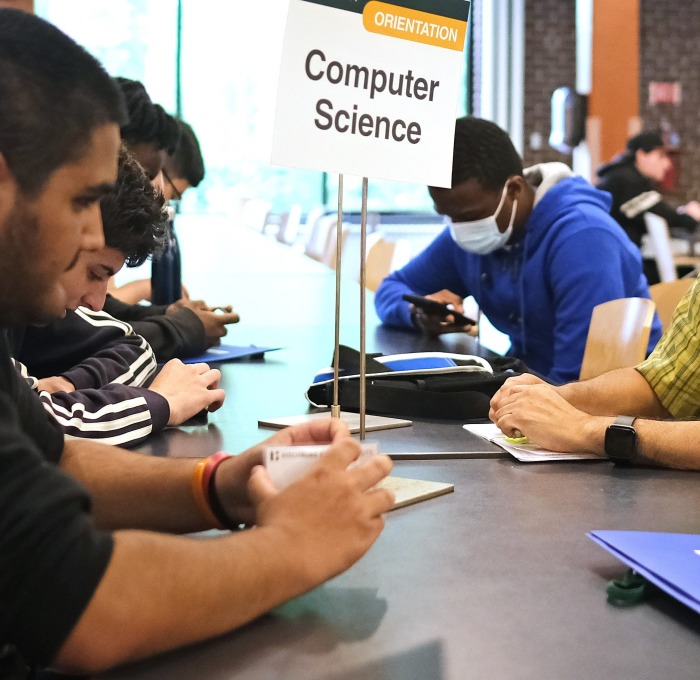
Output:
[{"xmin": 613, "ymin": 415, "xmax": 637, "ymax": 427}]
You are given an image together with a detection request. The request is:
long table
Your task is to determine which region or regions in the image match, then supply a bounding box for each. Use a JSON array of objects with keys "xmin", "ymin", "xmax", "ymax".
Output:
[{"xmin": 102, "ymin": 222, "xmax": 700, "ymax": 679}]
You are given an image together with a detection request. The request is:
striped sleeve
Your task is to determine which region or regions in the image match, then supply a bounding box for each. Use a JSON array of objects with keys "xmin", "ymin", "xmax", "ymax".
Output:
[
  {"xmin": 37, "ymin": 383, "xmax": 170, "ymax": 447},
  {"xmin": 62, "ymin": 307, "xmax": 157, "ymax": 389},
  {"xmin": 636, "ymin": 275, "xmax": 700, "ymax": 417}
]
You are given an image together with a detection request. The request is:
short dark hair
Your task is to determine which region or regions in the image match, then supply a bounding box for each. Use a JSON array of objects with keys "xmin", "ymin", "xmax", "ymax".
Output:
[
  {"xmin": 167, "ymin": 120, "xmax": 205, "ymax": 187},
  {"xmin": 116, "ymin": 77, "xmax": 181, "ymax": 154},
  {"xmin": 101, "ymin": 146, "xmax": 167, "ymax": 267},
  {"xmin": 626, "ymin": 130, "xmax": 664, "ymax": 155},
  {"xmin": 449, "ymin": 117, "xmax": 524, "ymax": 191},
  {"xmin": 0, "ymin": 9, "xmax": 126, "ymax": 196}
]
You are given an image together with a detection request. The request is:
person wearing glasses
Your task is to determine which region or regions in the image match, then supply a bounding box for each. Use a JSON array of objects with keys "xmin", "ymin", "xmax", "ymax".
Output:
[{"xmin": 103, "ymin": 82, "xmax": 239, "ymax": 361}]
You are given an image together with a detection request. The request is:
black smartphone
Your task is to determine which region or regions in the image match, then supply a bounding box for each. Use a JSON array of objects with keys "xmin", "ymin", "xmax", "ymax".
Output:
[{"xmin": 402, "ymin": 294, "xmax": 477, "ymax": 326}]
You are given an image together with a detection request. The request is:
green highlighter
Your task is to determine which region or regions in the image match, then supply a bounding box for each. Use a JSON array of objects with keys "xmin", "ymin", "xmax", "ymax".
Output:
[{"xmin": 503, "ymin": 436, "xmax": 530, "ymax": 444}]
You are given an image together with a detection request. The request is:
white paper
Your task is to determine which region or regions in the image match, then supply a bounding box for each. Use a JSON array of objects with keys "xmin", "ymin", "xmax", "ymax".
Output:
[
  {"xmin": 264, "ymin": 442, "xmax": 378, "ymax": 489},
  {"xmin": 463, "ymin": 423, "xmax": 605, "ymax": 462}
]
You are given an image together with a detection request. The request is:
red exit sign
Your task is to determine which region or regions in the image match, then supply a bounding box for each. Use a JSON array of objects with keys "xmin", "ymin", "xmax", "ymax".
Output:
[{"xmin": 649, "ymin": 81, "xmax": 681, "ymax": 105}]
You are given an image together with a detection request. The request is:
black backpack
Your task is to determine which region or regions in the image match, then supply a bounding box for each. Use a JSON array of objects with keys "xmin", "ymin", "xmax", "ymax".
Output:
[{"xmin": 306, "ymin": 345, "xmax": 532, "ymax": 421}]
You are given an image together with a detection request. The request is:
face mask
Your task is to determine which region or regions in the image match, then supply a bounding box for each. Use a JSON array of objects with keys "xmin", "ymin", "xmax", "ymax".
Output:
[{"xmin": 448, "ymin": 183, "xmax": 517, "ymax": 255}]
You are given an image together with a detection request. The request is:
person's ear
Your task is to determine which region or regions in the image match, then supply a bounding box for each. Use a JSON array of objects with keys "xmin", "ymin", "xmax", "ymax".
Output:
[
  {"xmin": 505, "ymin": 175, "xmax": 526, "ymax": 200},
  {"xmin": 0, "ymin": 153, "xmax": 19, "ymax": 233}
]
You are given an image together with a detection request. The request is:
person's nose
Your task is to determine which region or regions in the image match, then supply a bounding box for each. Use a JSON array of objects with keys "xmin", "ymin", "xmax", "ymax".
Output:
[
  {"xmin": 151, "ymin": 171, "xmax": 165, "ymax": 194},
  {"xmin": 81, "ymin": 282, "xmax": 107, "ymax": 312}
]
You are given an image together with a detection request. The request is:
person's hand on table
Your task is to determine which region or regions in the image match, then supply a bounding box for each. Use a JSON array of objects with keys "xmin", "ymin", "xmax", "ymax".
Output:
[
  {"xmin": 410, "ymin": 289, "xmax": 477, "ymax": 337},
  {"xmin": 166, "ymin": 297, "xmax": 208, "ymax": 314},
  {"xmin": 489, "ymin": 375, "xmax": 606, "ymax": 453},
  {"xmin": 197, "ymin": 309, "xmax": 240, "ymax": 348},
  {"xmin": 244, "ymin": 420, "xmax": 394, "ymax": 584},
  {"xmin": 216, "ymin": 418, "xmax": 393, "ymax": 536},
  {"xmin": 166, "ymin": 298, "xmax": 240, "ymax": 348},
  {"xmin": 679, "ymin": 200, "xmax": 700, "ymax": 222},
  {"xmin": 149, "ymin": 359, "xmax": 225, "ymax": 425},
  {"xmin": 36, "ymin": 375, "xmax": 75, "ymax": 394},
  {"xmin": 215, "ymin": 418, "xmax": 351, "ymax": 525}
]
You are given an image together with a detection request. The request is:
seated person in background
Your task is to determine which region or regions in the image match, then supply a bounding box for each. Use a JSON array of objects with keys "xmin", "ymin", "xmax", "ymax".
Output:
[
  {"xmin": 151, "ymin": 117, "xmax": 223, "ymax": 306},
  {"xmin": 596, "ymin": 130, "xmax": 700, "ymax": 283},
  {"xmin": 116, "ymin": 76, "xmax": 181, "ymax": 188},
  {"xmin": 375, "ymin": 116, "xmax": 662, "ymax": 385},
  {"xmin": 104, "ymin": 78, "xmax": 238, "ymax": 360},
  {"xmin": 11, "ymin": 146, "xmax": 224, "ymax": 446},
  {"xmin": 489, "ymin": 274, "xmax": 700, "ymax": 470},
  {"xmin": 108, "ymin": 76, "xmax": 180, "ymax": 305},
  {"xmin": 0, "ymin": 11, "xmax": 394, "ymax": 675},
  {"xmin": 162, "ymin": 118, "xmax": 205, "ymax": 203}
]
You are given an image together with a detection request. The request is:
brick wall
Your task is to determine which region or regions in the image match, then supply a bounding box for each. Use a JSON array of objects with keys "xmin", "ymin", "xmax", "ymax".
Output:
[
  {"xmin": 469, "ymin": 0, "xmax": 576, "ymax": 168},
  {"xmin": 639, "ymin": 0, "xmax": 700, "ymax": 204},
  {"xmin": 521, "ymin": 0, "xmax": 576, "ymax": 168}
]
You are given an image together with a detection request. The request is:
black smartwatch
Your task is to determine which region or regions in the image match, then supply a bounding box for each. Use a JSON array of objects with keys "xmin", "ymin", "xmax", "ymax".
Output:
[{"xmin": 604, "ymin": 415, "xmax": 638, "ymax": 464}]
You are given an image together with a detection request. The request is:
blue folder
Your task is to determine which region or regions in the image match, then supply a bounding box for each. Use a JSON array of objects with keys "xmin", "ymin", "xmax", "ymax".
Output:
[
  {"xmin": 181, "ymin": 344, "xmax": 281, "ymax": 365},
  {"xmin": 588, "ymin": 530, "xmax": 700, "ymax": 615}
]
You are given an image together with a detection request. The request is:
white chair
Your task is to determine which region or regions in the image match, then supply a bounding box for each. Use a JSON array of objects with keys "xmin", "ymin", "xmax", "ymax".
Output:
[
  {"xmin": 276, "ymin": 204, "xmax": 303, "ymax": 245},
  {"xmin": 240, "ymin": 198, "xmax": 272, "ymax": 233},
  {"xmin": 644, "ymin": 213, "xmax": 700, "ymax": 282},
  {"xmin": 304, "ymin": 214, "xmax": 336, "ymax": 262}
]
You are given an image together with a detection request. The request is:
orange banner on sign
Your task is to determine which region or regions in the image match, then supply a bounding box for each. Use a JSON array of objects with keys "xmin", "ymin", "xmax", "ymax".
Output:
[{"xmin": 363, "ymin": 1, "xmax": 467, "ymax": 52}]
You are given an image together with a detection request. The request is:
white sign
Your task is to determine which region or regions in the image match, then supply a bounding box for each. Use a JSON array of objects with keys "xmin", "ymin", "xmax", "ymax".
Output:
[{"xmin": 272, "ymin": 0, "xmax": 471, "ymax": 187}]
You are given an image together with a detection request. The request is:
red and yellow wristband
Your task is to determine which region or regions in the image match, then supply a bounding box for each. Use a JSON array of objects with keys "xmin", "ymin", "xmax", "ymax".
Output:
[{"xmin": 191, "ymin": 451, "xmax": 236, "ymax": 530}]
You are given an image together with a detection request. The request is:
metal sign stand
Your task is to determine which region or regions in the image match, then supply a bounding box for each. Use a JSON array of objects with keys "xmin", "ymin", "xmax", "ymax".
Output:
[{"xmin": 331, "ymin": 175, "xmax": 369, "ymax": 440}]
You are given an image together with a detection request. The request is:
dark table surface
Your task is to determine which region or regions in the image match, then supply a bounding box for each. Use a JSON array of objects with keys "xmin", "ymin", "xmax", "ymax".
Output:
[{"xmin": 102, "ymin": 225, "xmax": 700, "ymax": 680}]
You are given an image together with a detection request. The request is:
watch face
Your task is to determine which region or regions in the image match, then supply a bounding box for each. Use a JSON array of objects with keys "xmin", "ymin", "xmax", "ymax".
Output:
[{"xmin": 605, "ymin": 425, "xmax": 637, "ymax": 460}]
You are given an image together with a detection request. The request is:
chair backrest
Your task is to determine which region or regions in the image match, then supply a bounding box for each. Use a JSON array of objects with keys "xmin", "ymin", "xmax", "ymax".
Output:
[
  {"xmin": 579, "ymin": 297, "xmax": 656, "ymax": 381},
  {"xmin": 322, "ymin": 224, "xmax": 350, "ymax": 270},
  {"xmin": 240, "ymin": 198, "xmax": 273, "ymax": 233},
  {"xmin": 276, "ymin": 203, "xmax": 303, "ymax": 245},
  {"xmin": 649, "ymin": 278, "xmax": 694, "ymax": 330},
  {"xmin": 644, "ymin": 213, "xmax": 678, "ymax": 282},
  {"xmin": 364, "ymin": 237, "xmax": 397, "ymax": 292},
  {"xmin": 305, "ymin": 214, "xmax": 336, "ymax": 261}
]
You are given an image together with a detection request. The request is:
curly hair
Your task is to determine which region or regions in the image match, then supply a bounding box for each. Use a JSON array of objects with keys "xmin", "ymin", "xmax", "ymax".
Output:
[
  {"xmin": 116, "ymin": 77, "xmax": 180, "ymax": 154},
  {"xmin": 100, "ymin": 145, "xmax": 167, "ymax": 267},
  {"xmin": 450, "ymin": 117, "xmax": 523, "ymax": 191},
  {"xmin": 0, "ymin": 9, "xmax": 126, "ymax": 196}
]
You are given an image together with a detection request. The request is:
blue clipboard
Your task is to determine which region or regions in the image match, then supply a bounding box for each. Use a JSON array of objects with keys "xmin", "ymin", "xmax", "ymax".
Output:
[
  {"xmin": 181, "ymin": 344, "xmax": 282, "ymax": 364},
  {"xmin": 588, "ymin": 530, "xmax": 700, "ymax": 615}
]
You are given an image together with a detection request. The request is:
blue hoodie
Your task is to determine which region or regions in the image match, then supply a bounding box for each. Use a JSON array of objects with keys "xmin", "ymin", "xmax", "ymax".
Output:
[{"xmin": 375, "ymin": 163, "xmax": 663, "ymax": 384}]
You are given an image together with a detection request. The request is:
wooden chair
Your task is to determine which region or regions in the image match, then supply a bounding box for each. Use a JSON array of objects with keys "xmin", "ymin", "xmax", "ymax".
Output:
[
  {"xmin": 649, "ymin": 278, "xmax": 694, "ymax": 330},
  {"xmin": 578, "ymin": 297, "xmax": 656, "ymax": 381},
  {"xmin": 644, "ymin": 213, "xmax": 700, "ymax": 282},
  {"xmin": 364, "ymin": 237, "xmax": 397, "ymax": 292},
  {"xmin": 361, "ymin": 236, "xmax": 408, "ymax": 291}
]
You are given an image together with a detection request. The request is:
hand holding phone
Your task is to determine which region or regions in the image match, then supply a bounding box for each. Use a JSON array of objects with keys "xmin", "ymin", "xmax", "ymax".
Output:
[{"xmin": 402, "ymin": 293, "xmax": 477, "ymax": 327}]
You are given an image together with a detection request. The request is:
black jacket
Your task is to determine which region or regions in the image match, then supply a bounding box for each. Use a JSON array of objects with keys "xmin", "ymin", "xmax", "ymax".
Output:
[
  {"xmin": 103, "ymin": 294, "xmax": 206, "ymax": 361},
  {"xmin": 596, "ymin": 156, "xmax": 697, "ymax": 247}
]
